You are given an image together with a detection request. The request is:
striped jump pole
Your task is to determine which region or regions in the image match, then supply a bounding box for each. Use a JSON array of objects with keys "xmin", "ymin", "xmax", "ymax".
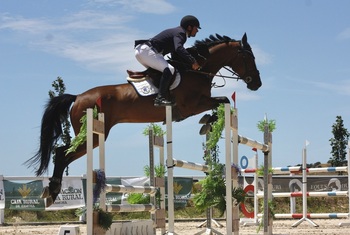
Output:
[
  {"xmin": 242, "ymin": 166, "xmax": 348, "ymax": 174},
  {"xmin": 172, "ymin": 159, "xmax": 209, "ymax": 172},
  {"xmin": 258, "ymin": 213, "xmax": 349, "ymax": 219},
  {"xmin": 106, "ymin": 204, "xmax": 156, "ymax": 213},
  {"xmin": 272, "ymin": 166, "xmax": 348, "ymax": 174},
  {"xmin": 165, "ymin": 106, "xmax": 175, "ymax": 235},
  {"xmin": 105, "ymin": 184, "xmax": 158, "ymax": 195},
  {"xmin": 238, "ymin": 135, "xmax": 269, "ymax": 152},
  {"xmin": 256, "ymin": 191, "xmax": 348, "ymax": 198}
]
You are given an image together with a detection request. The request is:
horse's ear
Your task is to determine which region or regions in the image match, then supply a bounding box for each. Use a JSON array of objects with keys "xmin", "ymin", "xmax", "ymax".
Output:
[{"xmin": 242, "ymin": 33, "xmax": 247, "ymax": 45}]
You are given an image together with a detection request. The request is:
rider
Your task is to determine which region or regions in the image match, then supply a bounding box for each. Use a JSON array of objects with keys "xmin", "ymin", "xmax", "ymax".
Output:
[{"xmin": 135, "ymin": 15, "xmax": 201, "ymax": 107}]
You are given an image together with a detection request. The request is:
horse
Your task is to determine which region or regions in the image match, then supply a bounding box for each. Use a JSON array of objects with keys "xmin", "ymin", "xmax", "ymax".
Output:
[{"xmin": 26, "ymin": 33, "xmax": 261, "ymax": 207}]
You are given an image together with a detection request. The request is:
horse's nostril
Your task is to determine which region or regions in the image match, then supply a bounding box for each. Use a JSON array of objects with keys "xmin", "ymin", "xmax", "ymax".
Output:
[{"xmin": 245, "ymin": 76, "xmax": 252, "ymax": 83}]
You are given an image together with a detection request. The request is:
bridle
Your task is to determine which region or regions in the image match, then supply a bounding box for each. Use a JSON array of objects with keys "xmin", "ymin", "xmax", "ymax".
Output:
[{"xmin": 187, "ymin": 44, "xmax": 259, "ymax": 87}]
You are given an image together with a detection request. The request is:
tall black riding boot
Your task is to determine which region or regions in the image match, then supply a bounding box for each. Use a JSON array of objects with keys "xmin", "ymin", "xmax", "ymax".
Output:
[{"xmin": 154, "ymin": 67, "xmax": 175, "ymax": 107}]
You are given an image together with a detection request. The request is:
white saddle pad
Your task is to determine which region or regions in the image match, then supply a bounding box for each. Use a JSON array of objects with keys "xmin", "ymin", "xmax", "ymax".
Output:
[{"xmin": 128, "ymin": 72, "xmax": 181, "ymax": 96}]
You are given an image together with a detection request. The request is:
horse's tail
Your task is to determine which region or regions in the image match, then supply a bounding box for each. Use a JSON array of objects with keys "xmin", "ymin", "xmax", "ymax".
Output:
[{"xmin": 26, "ymin": 94, "xmax": 77, "ymax": 176}]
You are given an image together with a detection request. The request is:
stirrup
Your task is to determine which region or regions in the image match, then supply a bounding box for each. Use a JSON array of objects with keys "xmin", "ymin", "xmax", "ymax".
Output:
[{"xmin": 154, "ymin": 97, "xmax": 175, "ymax": 107}]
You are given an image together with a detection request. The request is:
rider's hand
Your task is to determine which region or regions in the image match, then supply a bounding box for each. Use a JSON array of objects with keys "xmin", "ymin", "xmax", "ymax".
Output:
[{"xmin": 192, "ymin": 61, "xmax": 201, "ymax": 70}]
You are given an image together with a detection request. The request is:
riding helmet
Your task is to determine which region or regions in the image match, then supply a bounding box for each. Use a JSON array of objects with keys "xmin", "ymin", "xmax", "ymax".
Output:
[{"xmin": 180, "ymin": 15, "xmax": 201, "ymax": 29}]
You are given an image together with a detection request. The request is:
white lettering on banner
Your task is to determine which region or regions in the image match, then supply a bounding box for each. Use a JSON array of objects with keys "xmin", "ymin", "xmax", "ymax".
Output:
[
  {"xmin": 11, "ymin": 199, "xmax": 22, "ymax": 204},
  {"xmin": 310, "ymin": 184, "xmax": 329, "ymax": 191},
  {"xmin": 10, "ymin": 199, "xmax": 40, "ymax": 205},
  {"xmin": 61, "ymin": 188, "xmax": 83, "ymax": 194},
  {"xmin": 43, "ymin": 178, "xmax": 85, "ymax": 211},
  {"xmin": 273, "ymin": 185, "xmax": 282, "ymax": 190},
  {"xmin": 62, "ymin": 194, "xmax": 84, "ymax": 200},
  {"xmin": 341, "ymin": 183, "xmax": 348, "ymax": 190}
]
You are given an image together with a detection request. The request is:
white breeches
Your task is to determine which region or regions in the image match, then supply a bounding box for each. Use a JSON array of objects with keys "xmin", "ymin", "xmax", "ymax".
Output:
[{"xmin": 135, "ymin": 44, "xmax": 175, "ymax": 75}]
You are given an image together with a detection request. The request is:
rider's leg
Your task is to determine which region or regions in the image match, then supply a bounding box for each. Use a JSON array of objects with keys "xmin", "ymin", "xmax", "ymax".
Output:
[
  {"xmin": 154, "ymin": 67, "xmax": 175, "ymax": 106},
  {"xmin": 135, "ymin": 44, "xmax": 175, "ymax": 106}
]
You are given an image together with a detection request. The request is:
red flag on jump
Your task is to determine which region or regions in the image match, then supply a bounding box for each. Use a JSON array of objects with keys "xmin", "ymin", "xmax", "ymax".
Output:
[
  {"xmin": 96, "ymin": 97, "xmax": 102, "ymax": 111},
  {"xmin": 231, "ymin": 92, "xmax": 236, "ymax": 108}
]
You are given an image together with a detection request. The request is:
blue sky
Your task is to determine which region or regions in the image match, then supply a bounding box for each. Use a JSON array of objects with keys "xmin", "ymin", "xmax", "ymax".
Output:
[{"xmin": 1, "ymin": 0, "xmax": 350, "ymax": 177}]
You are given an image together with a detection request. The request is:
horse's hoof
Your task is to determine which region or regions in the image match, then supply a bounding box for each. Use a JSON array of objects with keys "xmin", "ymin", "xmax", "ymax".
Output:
[
  {"xmin": 199, "ymin": 123, "xmax": 212, "ymax": 135},
  {"xmin": 40, "ymin": 187, "xmax": 50, "ymax": 198},
  {"xmin": 45, "ymin": 197, "xmax": 54, "ymax": 207},
  {"xmin": 199, "ymin": 114, "xmax": 211, "ymax": 124}
]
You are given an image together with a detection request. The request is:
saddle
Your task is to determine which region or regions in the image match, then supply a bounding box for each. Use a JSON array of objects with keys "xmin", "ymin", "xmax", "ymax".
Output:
[
  {"xmin": 127, "ymin": 70, "xmax": 148, "ymax": 79},
  {"xmin": 126, "ymin": 68, "xmax": 180, "ymax": 97}
]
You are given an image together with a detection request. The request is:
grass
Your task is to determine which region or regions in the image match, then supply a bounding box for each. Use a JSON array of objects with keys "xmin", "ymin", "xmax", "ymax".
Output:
[{"xmin": 2, "ymin": 197, "xmax": 348, "ymax": 224}]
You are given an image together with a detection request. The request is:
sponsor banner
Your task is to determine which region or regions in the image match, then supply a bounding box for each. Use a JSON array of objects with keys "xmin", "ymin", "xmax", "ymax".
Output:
[
  {"xmin": 106, "ymin": 177, "xmax": 123, "ymax": 205},
  {"xmin": 44, "ymin": 177, "xmax": 85, "ymax": 211},
  {"xmin": 121, "ymin": 177, "xmax": 149, "ymax": 204},
  {"xmin": 165, "ymin": 177, "xmax": 193, "ymax": 209},
  {"xmin": 0, "ymin": 179, "xmax": 5, "ymax": 209},
  {"xmin": 3, "ymin": 180, "xmax": 45, "ymax": 210}
]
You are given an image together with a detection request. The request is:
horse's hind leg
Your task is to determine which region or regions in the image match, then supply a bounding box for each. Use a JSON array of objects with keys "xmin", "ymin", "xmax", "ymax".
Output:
[
  {"xmin": 42, "ymin": 139, "xmax": 100, "ymax": 207},
  {"xmin": 41, "ymin": 146, "xmax": 70, "ymax": 207}
]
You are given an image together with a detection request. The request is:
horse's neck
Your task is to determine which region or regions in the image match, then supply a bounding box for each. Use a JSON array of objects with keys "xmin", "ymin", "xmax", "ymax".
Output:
[{"xmin": 204, "ymin": 43, "xmax": 238, "ymax": 73}]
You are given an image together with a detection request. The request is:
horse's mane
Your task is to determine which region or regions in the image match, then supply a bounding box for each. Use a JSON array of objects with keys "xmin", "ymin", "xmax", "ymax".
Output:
[
  {"xmin": 194, "ymin": 34, "xmax": 238, "ymax": 49},
  {"xmin": 170, "ymin": 34, "xmax": 240, "ymax": 69}
]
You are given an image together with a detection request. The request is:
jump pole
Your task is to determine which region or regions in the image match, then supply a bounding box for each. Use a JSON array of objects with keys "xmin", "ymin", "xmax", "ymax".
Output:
[
  {"xmin": 153, "ymin": 132, "xmax": 166, "ymax": 234},
  {"xmin": 225, "ymin": 103, "xmax": 238, "ymax": 235},
  {"xmin": 291, "ymin": 145, "xmax": 318, "ymax": 227},
  {"xmin": 165, "ymin": 106, "xmax": 176, "ymax": 235},
  {"xmin": 86, "ymin": 108, "xmax": 105, "ymax": 235}
]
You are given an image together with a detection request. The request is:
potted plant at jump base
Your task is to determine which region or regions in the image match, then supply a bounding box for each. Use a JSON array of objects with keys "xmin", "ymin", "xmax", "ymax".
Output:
[{"xmin": 93, "ymin": 207, "xmax": 113, "ymax": 234}]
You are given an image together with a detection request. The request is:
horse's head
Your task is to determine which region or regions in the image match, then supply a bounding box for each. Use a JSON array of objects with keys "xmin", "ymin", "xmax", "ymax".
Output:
[
  {"xmin": 230, "ymin": 33, "xmax": 261, "ymax": 91},
  {"xmin": 194, "ymin": 33, "xmax": 262, "ymax": 91}
]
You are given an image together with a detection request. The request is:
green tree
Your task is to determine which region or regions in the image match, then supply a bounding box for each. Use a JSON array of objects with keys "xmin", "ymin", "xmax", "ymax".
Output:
[
  {"xmin": 49, "ymin": 77, "xmax": 71, "ymax": 175},
  {"xmin": 329, "ymin": 116, "xmax": 349, "ymax": 167}
]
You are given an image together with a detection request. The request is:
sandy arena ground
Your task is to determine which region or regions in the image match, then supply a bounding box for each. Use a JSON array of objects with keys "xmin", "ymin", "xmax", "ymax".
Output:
[{"xmin": 1, "ymin": 219, "xmax": 350, "ymax": 235}]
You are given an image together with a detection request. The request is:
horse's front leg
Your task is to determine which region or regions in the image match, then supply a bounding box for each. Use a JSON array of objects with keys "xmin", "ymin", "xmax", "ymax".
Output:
[
  {"xmin": 197, "ymin": 96, "xmax": 230, "ymax": 112},
  {"xmin": 195, "ymin": 96, "xmax": 230, "ymax": 134}
]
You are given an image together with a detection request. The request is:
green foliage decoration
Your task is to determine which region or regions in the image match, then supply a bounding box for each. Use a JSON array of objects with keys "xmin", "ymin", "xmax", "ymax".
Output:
[
  {"xmin": 257, "ymin": 200, "xmax": 275, "ymax": 233},
  {"xmin": 144, "ymin": 165, "xmax": 166, "ymax": 178},
  {"xmin": 193, "ymin": 104, "xmax": 245, "ymax": 216},
  {"xmin": 127, "ymin": 193, "xmax": 150, "ymax": 204},
  {"xmin": 142, "ymin": 123, "xmax": 166, "ymax": 137},
  {"xmin": 193, "ymin": 163, "xmax": 226, "ymax": 215},
  {"xmin": 75, "ymin": 206, "xmax": 113, "ymax": 231},
  {"xmin": 66, "ymin": 106, "xmax": 98, "ymax": 155},
  {"xmin": 257, "ymin": 119, "xmax": 276, "ymax": 133},
  {"xmin": 95, "ymin": 208, "xmax": 114, "ymax": 231}
]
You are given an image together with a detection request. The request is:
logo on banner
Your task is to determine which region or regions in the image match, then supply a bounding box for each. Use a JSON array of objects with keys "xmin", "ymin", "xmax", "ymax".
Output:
[{"xmin": 18, "ymin": 185, "xmax": 31, "ymax": 198}]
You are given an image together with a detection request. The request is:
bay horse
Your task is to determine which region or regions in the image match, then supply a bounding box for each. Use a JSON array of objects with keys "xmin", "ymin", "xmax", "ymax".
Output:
[{"xmin": 26, "ymin": 33, "xmax": 261, "ymax": 207}]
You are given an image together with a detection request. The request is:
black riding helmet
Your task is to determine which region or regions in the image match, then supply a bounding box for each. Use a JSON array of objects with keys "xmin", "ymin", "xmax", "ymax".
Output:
[{"xmin": 180, "ymin": 15, "xmax": 201, "ymax": 29}]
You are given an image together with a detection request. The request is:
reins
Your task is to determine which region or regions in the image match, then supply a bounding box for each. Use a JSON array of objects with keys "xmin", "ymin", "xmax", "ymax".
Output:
[
  {"xmin": 187, "ymin": 67, "xmax": 241, "ymax": 80},
  {"xmin": 186, "ymin": 66, "xmax": 247, "ymax": 88}
]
